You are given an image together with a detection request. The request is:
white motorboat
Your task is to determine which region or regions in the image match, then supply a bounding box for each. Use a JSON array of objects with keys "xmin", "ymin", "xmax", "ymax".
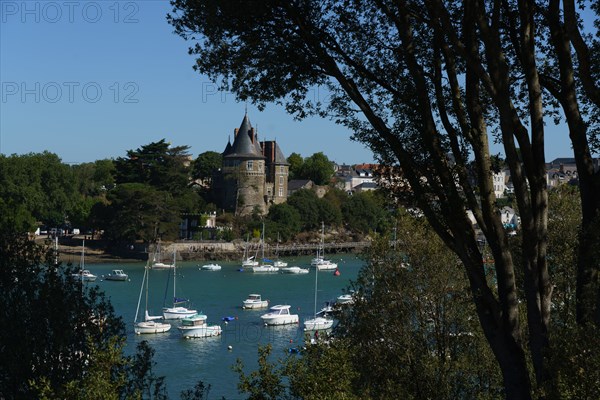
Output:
[
  {"xmin": 337, "ymin": 293, "xmax": 354, "ymax": 304},
  {"xmin": 252, "ymin": 265, "xmax": 280, "ymax": 273},
  {"xmin": 273, "ymin": 260, "xmax": 288, "ymax": 267},
  {"xmin": 163, "ymin": 252, "xmax": 197, "ymax": 319},
  {"xmin": 304, "ymin": 262, "xmax": 334, "ymax": 331},
  {"xmin": 104, "ymin": 269, "xmax": 128, "ymax": 281},
  {"xmin": 281, "ymin": 266, "xmax": 309, "ymax": 274},
  {"xmin": 316, "ymin": 259, "xmax": 338, "ymax": 271},
  {"xmin": 242, "ymin": 294, "xmax": 269, "ymax": 309},
  {"xmin": 178, "ymin": 313, "xmax": 222, "ymax": 338},
  {"xmin": 200, "ymin": 263, "xmax": 222, "ymax": 271},
  {"xmin": 73, "ymin": 269, "xmax": 97, "ymax": 282},
  {"xmin": 260, "ymin": 305, "xmax": 299, "ymax": 326},
  {"xmin": 134, "ymin": 266, "xmax": 171, "ymax": 335}
]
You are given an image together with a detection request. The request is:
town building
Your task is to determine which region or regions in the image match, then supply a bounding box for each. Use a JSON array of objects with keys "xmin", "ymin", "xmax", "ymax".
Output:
[{"xmin": 214, "ymin": 114, "xmax": 289, "ymax": 216}]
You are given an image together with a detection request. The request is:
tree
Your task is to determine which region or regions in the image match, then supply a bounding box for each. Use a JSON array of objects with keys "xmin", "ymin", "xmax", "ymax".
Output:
[
  {"xmin": 100, "ymin": 183, "xmax": 180, "ymax": 243},
  {"xmin": 341, "ymin": 191, "xmax": 390, "ymax": 234},
  {"xmin": 299, "ymin": 152, "xmax": 334, "ymax": 185},
  {"xmin": 114, "ymin": 139, "xmax": 192, "ymax": 195},
  {"xmin": 286, "ymin": 152, "xmax": 304, "ymax": 180},
  {"xmin": 168, "ymin": 2, "xmax": 600, "ymax": 397},
  {"xmin": 266, "ymin": 203, "xmax": 302, "ymax": 241},
  {"xmin": 0, "ymin": 152, "xmax": 77, "ymax": 229},
  {"xmin": 192, "ymin": 151, "xmax": 222, "ymax": 187},
  {"xmin": 336, "ymin": 212, "xmax": 503, "ymax": 399}
]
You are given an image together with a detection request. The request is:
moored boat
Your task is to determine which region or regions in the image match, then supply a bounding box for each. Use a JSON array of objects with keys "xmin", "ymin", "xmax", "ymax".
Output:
[
  {"xmin": 105, "ymin": 269, "xmax": 128, "ymax": 281},
  {"xmin": 178, "ymin": 313, "xmax": 222, "ymax": 338},
  {"xmin": 281, "ymin": 266, "xmax": 309, "ymax": 274},
  {"xmin": 200, "ymin": 263, "xmax": 222, "ymax": 271},
  {"xmin": 260, "ymin": 305, "xmax": 299, "ymax": 326},
  {"xmin": 242, "ymin": 294, "xmax": 269, "ymax": 309}
]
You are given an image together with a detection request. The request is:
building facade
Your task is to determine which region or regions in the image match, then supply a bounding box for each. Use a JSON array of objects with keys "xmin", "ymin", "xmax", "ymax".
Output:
[{"xmin": 216, "ymin": 114, "xmax": 288, "ymax": 216}]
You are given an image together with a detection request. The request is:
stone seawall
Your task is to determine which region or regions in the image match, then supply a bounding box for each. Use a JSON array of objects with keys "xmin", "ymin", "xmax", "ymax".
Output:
[{"xmin": 161, "ymin": 241, "xmax": 371, "ymax": 262}]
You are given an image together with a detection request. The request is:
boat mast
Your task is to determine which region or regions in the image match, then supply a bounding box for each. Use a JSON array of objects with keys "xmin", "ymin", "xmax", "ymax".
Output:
[
  {"xmin": 172, "ymin": 250, "xmax": 176, "ymax": 306},
  {"xmin": 314, "ymin": 258, "xmax": 318, "ymax": 318},
  {"xmin": 134, "ymin": 266, "xmax": 147, "ymax": 324}
]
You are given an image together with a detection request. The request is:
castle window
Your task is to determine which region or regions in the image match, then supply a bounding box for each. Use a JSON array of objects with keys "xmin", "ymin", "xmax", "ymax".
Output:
[
  {"xmin": 247, "ymin": 160, "xmax": 253, "ymax": 170},
  {"xmin": 278, "ymin": 187, "xmax": 283, "ymax": 197},
  {"xmin": 280, "ymin": 165, "xmax": 285, "ymax": 174},
  {"xmin": 279, "ymin": 176, "xmax": 284, "ymax": 186}
]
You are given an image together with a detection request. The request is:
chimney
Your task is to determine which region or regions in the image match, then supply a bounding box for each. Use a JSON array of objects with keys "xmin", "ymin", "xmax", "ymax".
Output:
[
  {"xmin": 234, "ymin": 128, "xmax": 239, "ymax": 137},
  {"xmin": 271, "ymin": 142, "xmax": 275, "ymax": 163}
]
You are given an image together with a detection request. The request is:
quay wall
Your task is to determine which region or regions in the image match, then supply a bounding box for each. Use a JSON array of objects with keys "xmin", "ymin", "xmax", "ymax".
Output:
[{"xmin": 162, "ymin": 241, "xmax": 371, "ymax": 261}]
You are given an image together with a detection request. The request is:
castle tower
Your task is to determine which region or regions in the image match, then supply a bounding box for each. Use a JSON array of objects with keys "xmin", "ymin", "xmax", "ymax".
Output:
[
  {"xmin": 262, "ymin": 140, "xmax": 289, "ymax": 205},
  {"xmin": 221, "ymin": 114, "xmax": 267, "ymax": 215}
]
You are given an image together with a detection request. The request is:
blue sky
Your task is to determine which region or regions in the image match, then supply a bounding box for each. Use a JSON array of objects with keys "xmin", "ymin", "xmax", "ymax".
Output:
[{"xmin": 0, "ymin": 1, "xmax": 576, "ymax": 166}]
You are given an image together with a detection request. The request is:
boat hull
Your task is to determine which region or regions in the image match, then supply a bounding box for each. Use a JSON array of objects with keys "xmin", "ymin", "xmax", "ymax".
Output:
[
  {"xmin": 252, "ymin": 266, "xmax": 279, "ymax": 273},
  {"xmin": 152, "ymin": 262, "xmax": 174, "ymax": 269},
  {"xmin": 163, "ymin": 307, "xmax": 197, "ymax": 320},
  {"xmin": 281, "ymin": 267, "xmax": 309, "ymax": 274},
  {"xmin": 316, "ymin": 262, "xmax": 338, "ymax": 271},
  {"xmin": 243, "ymin": 300, "xmax": 269, "ymax": 309},
  {"xmin": 105, "ymin": 275, "xmax": 128, "ymax": 281},
  {"xmin": 304, "ymin": 317, "xmax": 334, "ymax": 331},
  {"xmin": 261, "ymin": 315, "xmax": 299, "ymax": 326},
  {"xmin": 200, "ymin": 264, "xmax": 222, "ymax": 271},
  {"xmin": 135, "ymin": 321, "xmax": 171, "ymax": 334},
  {"xmin": 178, "ymin": 325, "xmax": 222, "ymax": 338}
]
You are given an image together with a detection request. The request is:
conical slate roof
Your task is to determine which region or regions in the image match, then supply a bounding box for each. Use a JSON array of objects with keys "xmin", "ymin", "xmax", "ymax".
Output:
[{"xmin": 224, "ymin": 114, "xmax": 265, "ymax": 160}]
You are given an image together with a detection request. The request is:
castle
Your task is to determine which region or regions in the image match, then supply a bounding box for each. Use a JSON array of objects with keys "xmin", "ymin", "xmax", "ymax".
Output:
[{"xmin": 215, "ymin": 114, "xmax": 289, "ymax": 216}]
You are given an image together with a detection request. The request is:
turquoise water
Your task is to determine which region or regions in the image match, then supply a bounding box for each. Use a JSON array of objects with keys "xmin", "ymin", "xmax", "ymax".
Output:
[{"xmin": 88, "ymin": 254, "xmax": 364, "ymax": 399}]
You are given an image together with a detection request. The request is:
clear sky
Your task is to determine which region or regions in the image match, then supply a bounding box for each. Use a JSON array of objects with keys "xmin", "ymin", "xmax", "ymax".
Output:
[{"xmin": 0, "ymin": 1, "xmax": 576, "ymax": 166}]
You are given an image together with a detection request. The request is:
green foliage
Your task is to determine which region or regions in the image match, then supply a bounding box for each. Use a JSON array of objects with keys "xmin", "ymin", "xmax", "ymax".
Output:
[
  {"xmin": 233, "ymin": 344, "xmax": 286, "ymax": 400},
  {"xmin": 341, "ymin": 191, "xmax": 390, "ymax": 234},
  {"xmin": 299, "ymin": 152, "xmax": 334, "ymax": 185},
  {"xmin": 336, "ymin": 210, "xmax": 503, "ymax": 399},
  {"xmin": 101, "ymin": 183, "xmax": 180, "ymax": 243},
  {"xmin": 0, "ymin": 152, "xmax": 77, "ymax": 230},
  {"xmin": 0, "ymin": 232, "xmax": 126, "ymax": 398},
  {"xmin": 71, "ymin": 159, "xmax": 116, "ymax": 197},
  {"xmin": 285, "ymin": 339, "xmax": 360, "ymax": 400},
  {"xmin": 192, "ymin": 151, "xmax": 222, "ymax": 186},
  {"xmin": 545, "ymin": 325, "xmax": 600, "ymax": 400},
  {"xmin": 114, "ymin": 139, "xmax": 191, "ymax": 195},
  {"xmin": 285, "ymin": 189, "xmax": 343, "ymax": 232},
  {"xmin": 286, "ymin": 152, "xmax": 304, "ymax": 180},
  {"xmin": 547, "ymin": 185, "xmax": 581, "ymax": 324},
  {"xmin": 265, "ymin": 203, "xmax": 302, "ymax": 241}
]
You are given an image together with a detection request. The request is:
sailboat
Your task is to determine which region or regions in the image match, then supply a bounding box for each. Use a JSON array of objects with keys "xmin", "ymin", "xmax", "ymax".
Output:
[
  {"xmin": 151, "ymin": 239, "xmax": 175, "ymax": 269},
  {"xmin": 272, "ymin": 233, "xmax": 288, "ymax": 268},
  {"xmin": 71, "ymin": 239, "xmax": 97, "ymax": 282},
  {"xmin": 241, "ymin": 234, "xmax": 258, "ymax": 268},
  {"xmin": 252, "ymin": 222, "xmax": 279, "ymax": 273},
  {"xmin": 304, "ymin": 261, "xmax": 334, "ymax": 331},
  {"xmin": 311, "ymin": 222, "xmax": 338, "ymax": 270},
  {"xmin": 162, "ymin": 251, "xmax": 197, "ymax": 319},
  {"xmin": 134, "ymin": 264, "xmax": 171, "ymax": 334}
]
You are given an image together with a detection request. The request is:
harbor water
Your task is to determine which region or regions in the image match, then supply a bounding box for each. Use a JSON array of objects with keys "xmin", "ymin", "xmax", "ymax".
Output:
[{"xmin": 87, "ymin": 254, "xmax": 364, "ymax": 399}]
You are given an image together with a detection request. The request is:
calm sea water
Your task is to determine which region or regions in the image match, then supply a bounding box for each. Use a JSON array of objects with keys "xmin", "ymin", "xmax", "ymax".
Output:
[{"xmin": 87, "ymin": 254, "xmax": 364, "ymax": 399}]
